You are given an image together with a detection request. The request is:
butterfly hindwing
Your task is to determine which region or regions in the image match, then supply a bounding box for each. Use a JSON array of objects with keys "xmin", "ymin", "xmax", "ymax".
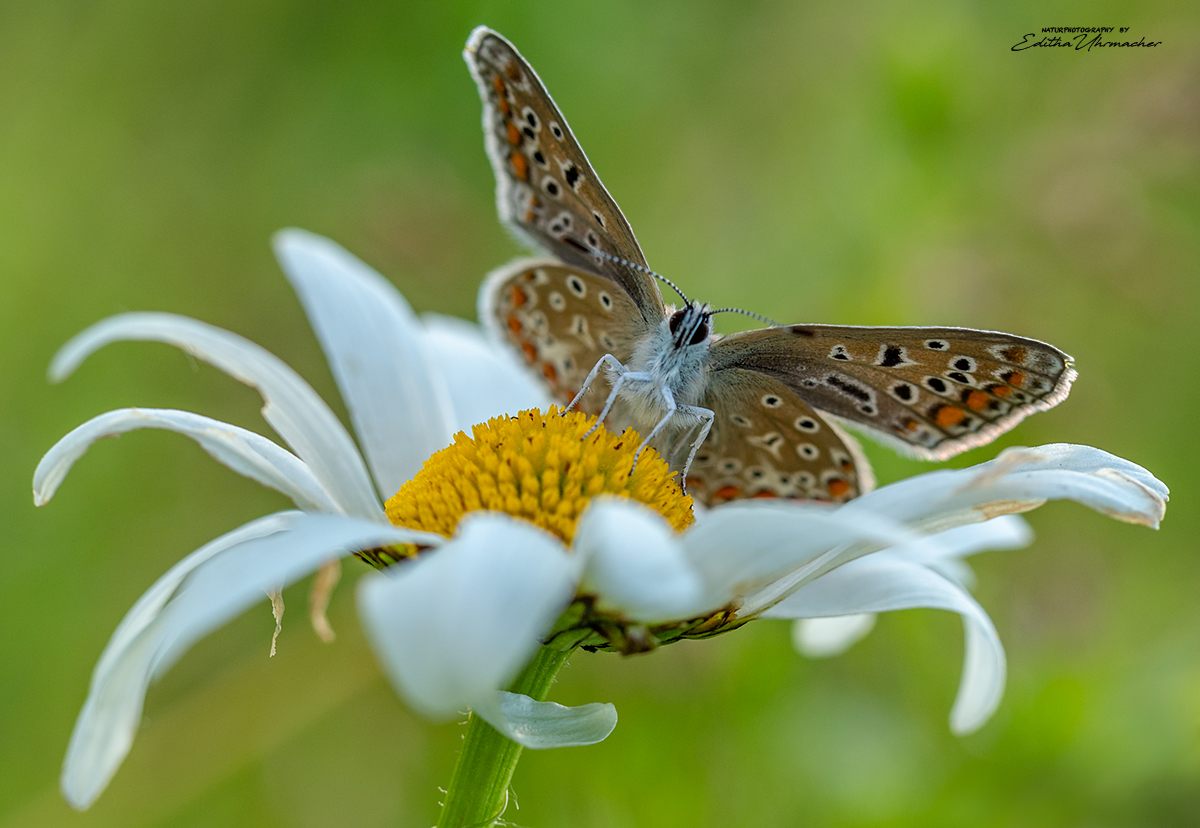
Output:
[
  {"xmin": 679, "ymin": 368, "xmax": 873, "ymax": 506},
  {"xmin": 709, "ymin": 325, "xmax": 1076, "ymax": 460},
  {"xmin": 481, "ymin": 259, "xmax": 656, "ymax": 414},
  {"xmin": 464, "ymin": 27, "xmax": 665, "ymax": 325}
]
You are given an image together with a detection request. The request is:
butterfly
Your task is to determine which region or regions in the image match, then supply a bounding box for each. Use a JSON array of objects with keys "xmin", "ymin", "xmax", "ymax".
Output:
[{"xmin": 464, "ymin": 26, "xmax": 1076, "ymax": 507}]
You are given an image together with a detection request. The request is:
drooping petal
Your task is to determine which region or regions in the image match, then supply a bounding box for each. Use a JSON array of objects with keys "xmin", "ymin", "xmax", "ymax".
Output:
[
  {"xmin": 842, "ymin": 444, "xmax": 1168, "ymax": 534},
  {"xmin": 421, "ymin": 312, "xmax": 551, "ymax": 432},
  {"xmin": 778, "ymin": 517, "xmax": 1030, "ymax": 657},
  {"xmin": 682, "ymin": 502, "xmax": 919, "ymax": 615},
  {"xmin": 273, "ymin": 230, "xmax": 456, "ymax": 496},
  {"xmin": 34, "ymin": 408, "xmax": 337, "ymax": 512},
  {"xmin": 891, "ymin": 515, "xmax": 1033, "ymax": 588},
  {"xmin": 62, "ymin": 515, "xmax": 285, "ymax": 811},
  {"xmin": 50, "ymin": 312, "xmax": 383, "ymax": 520},
  {"xmin": 574, "ymin": 498, "xmax": 708, "ymax": 622},
  {"xmin": 791, "ymin": 613, "xmax": 876, "ymax": 658},
  {"xmin": 357, "ymin": 513, "xmax": 579, "ymax": 721},
  {"xmin": 470, "ymin": 691, "xmax": 617, "ymax": 749},
  {"xmin": 765, "ymin": 556, "xmax": 1005, "ymax": 735},
  {"xmin": 62, "ymin": 512, "xmax": 438, "ymax": 810}
]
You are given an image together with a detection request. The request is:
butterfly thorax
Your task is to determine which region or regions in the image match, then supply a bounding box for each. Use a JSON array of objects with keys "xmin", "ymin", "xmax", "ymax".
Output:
[{"xmin": 613, "ymin": 302, "xmax": 713, "ymax": 419}]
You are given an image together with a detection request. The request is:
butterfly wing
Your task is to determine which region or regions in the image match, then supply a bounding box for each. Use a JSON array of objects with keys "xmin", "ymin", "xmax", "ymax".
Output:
[
  {"xmin": 480, "ymin": 258, "xmax": 658, "ymax": 414},
  {"xmin": 678, "ymin": 367, "xmax": 874, "ymax": 506},
  {"xmin": 464, "ymin": 27, "xmax": 665, "ymax": 325},
  {"xmin": 708, "ymin": 325, "xmax": 1076, "ymax": 460}
]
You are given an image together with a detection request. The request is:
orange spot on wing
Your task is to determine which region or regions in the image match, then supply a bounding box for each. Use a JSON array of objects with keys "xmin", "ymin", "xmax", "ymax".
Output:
[
  {"xmin": 541, "ymin": 362, "xmax": 558, "ymax": 383},
  {"xmin": 509, "ymin": 286, "xmax": 527, "ymax": 307},
  {"xmin": 506, "ymin": 121, "xmax": 522, "ymax": 146},
  {"xmin": 827, "ymin": 479, "xmax": 851, "ymax": 498},
  {"xmin": 520, "ymin": 342, "xmax": 537, "ymax": 363},
  {"xmin": 713, "ymin": 485, "xmax": 742, "ymax": 501},
  {"xmin": 491, "ymin": 76, "xmax": 511, "ymax": 116},
  {"xmin": 506, "ymin": 314, "xmax": 523, "ymax": 336},
  {"xmin": 685, "ymin": 477, "xmax": 704, "ymax": 492},
  {"xmin": 510, "ymin": 151, "xmax": 528, "ymax": 181},
  {"xmin": 752, "ymin": 490, "xmax": 779, "ymax": 499},
  {"xmin": 991, "ymin": 384, "xmax": 1012, "ymax": 398},
  {"xmin": 1003, "ymin": 370, "xmax": 1026, "ymax": 388},
  {"xmin": 966, "ymin": 390, "xmax": 990, "ymax": 411},
  {"xmin": 902, "ymin": 417, "xmax": 920, "ymax": 432},
  {"xmin": 523, "ymin": 195, "xmax": 541, "ymax": 223},
  {"xmin": 841, "ymin": 459, "xmax": 855, "ymax": 473},
  {"xmin": 934, "ymin": 405, "xmax": 967, "ymax": 428}
]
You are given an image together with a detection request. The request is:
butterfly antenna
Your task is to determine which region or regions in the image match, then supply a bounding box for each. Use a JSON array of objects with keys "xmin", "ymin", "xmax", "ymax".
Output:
[
  {"xmin": 710, "ymin": 307, "xmax": 780, "ymax": 327},
  {"xmin": 587, "ymin": 248, "xmax": 690, "ymax": 304}
]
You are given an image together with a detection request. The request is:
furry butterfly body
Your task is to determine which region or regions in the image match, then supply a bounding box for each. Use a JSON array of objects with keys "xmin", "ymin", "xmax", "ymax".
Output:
[{"xmin": 467, "ymin": 27, "xmax": 1076, "ymax": 506}]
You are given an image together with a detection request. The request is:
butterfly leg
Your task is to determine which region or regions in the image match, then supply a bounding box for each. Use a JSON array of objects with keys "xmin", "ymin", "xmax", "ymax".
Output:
[
  {"xmin": 673, "ymin": 405, "xmax": 714, "ymax": 489},
  {"xmin": 580, "ymin": 360, "xmax": 654, "ymax": 440},
  {"xmin": 565, "ymin": 353, "xmax": 626, "ymax": 414},
  {"xmin": 630, "ymin": 385, "xmax": 681, "ymax": 472}
]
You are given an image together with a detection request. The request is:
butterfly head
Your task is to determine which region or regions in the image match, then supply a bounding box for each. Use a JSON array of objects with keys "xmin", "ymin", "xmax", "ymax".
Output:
[{"xmin": 667, "ymin": 303, "xmax": 713, "ymax": 350}]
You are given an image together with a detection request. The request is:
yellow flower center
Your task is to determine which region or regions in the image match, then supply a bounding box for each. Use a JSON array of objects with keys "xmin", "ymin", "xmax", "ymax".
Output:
[{"xmin": 382, "ymin": 407, "xmax": 693, "ymax": 551}]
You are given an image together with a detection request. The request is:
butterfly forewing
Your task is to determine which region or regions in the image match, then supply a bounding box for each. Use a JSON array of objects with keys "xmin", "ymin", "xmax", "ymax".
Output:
[
  {"xmin": 481, "ymin": 259, "xmax": 655, "ymax": 414},
  {"xmin": 464, "ymin": 27, "xmax": 665, "ymax": 325},
  {"xmin": 710, "ymin": 325, "xmax": 1076, "ymax": 460},
  {"xmin": 680, "ymin": 368, "xmax": 873, "ymax": 506}
]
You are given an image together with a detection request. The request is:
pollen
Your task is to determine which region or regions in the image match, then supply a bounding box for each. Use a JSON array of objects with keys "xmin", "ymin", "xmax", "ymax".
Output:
[{"xmin": 384, "ymin": 407, "xmax": 693, "ymax": 551}]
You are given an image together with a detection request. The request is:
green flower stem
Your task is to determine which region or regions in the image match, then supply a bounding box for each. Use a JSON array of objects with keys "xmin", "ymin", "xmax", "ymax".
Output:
[{"xmin": 435, "ymin": 646, "xmax": 572, "ymax": 828}]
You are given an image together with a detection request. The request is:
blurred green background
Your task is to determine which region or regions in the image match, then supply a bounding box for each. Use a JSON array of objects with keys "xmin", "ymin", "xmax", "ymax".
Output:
[{"xmin": 1, "ymin": 1, "xmax": 1197, "ymax": 826}]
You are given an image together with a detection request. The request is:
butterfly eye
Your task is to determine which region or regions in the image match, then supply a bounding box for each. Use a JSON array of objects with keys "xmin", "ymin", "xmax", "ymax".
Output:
[
  {"xmin": 688, "ymin": 319, "xmax": 710, "ymax": 346},
  {"xmin": 668, "ymin": 311, "xmax": 685, "ymax": 335}
]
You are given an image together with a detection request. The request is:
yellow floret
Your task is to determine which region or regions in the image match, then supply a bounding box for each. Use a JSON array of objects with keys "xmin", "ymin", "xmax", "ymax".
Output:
[{"xmin": 384, "ymin": 407, "xmax": 693, "ymax": 549}]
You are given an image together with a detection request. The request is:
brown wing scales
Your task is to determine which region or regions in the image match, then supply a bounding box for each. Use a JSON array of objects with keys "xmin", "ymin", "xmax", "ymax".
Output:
[
  {"xmin": 682, "ymin": 369, "xmax": 873, "ymax": 507},
  {"xmin": 481, "ymin": 259, "xmax": 654, "ymax": 415},
  {"xmin": 465, "ymin": 28, "xmax": 665, "ymax": 324},
  {"xmin": 709, "ymin": 325, "xmax": 1076, "ymax": 460}
]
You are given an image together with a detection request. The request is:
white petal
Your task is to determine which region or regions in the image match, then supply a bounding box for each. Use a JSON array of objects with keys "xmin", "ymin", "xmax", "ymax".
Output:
[
  {"xmin": 891, "ymin": 515, "xmax": 1032, "ymax": 588},
  {"xmin": 34, "ymin": 408, "xmax": 337, "ymax": 512},
  {"xmin": 50, "ymin": 312, "xmax": 383, "ymax": 520},
  {"xmin": 357, "ymin": 514, "xmax": 578, "ymax": 721},
  {"xmin": 766, "ymin": 557, "xmax": 1005, "ymax": 734},
  {"xmin": 792, "ymin": 613, "xmax": 877, "ymax": 658},
  {"xmin": 1001, "ymin": 443, "xmax": 1168, "ymax": 500},
  {"xmin": 274, "ymin": 230, "xmax": 456, "ymax": 496},
  {"xmin": 574, "ymin": 498, "xmax": 708, "ymax": 622},
  {"xmin": 421, "ymin": 312, "xmax": 552, "ymax": 432},
  {"xmin": 470, "ymin": 690, "xmax": 617, "ymax": 749},
  {"xmin": 895, "ymin": 515, "xmax": 1032, "ymax": 563},
  {"xmin": 682, "ymin": 502, "xmax": 919, "ymax": 612},
  {"xmin": 842, "ymin": 443, "xmax": 1168, "ymax": 533},
  {"xmin": 63, "ymin": 512, "xmax": 435, "ymax": 810},
  {"xmin": 788, "ymin": 518, "xmax": 1030, "ymax": 659}
]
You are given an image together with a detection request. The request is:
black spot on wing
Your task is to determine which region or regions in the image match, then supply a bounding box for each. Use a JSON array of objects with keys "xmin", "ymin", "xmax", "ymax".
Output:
[{"xmin": 826, "ymin": 375, "xmax": 871, "ymax": 403}]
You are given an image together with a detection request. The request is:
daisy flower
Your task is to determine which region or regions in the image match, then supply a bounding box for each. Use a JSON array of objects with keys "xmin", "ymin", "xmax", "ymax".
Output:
[{"xmin": 36, "ymin": 230, "xmax": 1167, "ymax": 825}]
